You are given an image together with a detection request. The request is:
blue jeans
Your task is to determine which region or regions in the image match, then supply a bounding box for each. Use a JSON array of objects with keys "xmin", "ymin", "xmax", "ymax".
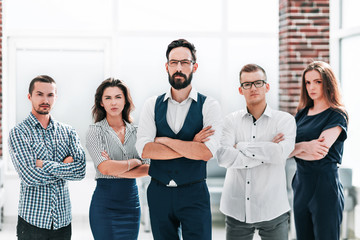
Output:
[
  {"xmin": 17, "ymin": 216, "xmax": 71, "ymax": 240},
  {"xmin": 225, "ymin": 212, "xmax": 289, "ymax": 240}
]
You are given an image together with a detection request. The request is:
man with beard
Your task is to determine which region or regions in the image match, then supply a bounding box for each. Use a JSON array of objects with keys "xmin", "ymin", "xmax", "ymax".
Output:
[
  {"xmin": 8, "ymin": 75, "xmax": 86, "ymax": 240},
  {"xmin": 136, "ymin": 39, "xmax": 222, "ymax": 240}
]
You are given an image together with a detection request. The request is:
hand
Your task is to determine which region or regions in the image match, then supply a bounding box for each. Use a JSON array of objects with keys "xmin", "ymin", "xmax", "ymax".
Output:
[
  {"xmin": 63, "ymin": 156, "xmax": 74, "ymax": 163},
  {"xmin": 101, "ymin": 151, "xmax": 111, "ymax": 160},
  {"xmin": 134, "ymin": 159, "xmax": 142, "ymax": 166},
  {"xmin": 272, "ymin": 133, "xmax": 284, "ymax": 143},
  {"xmin": 306, "ymin": 137, "xmax": 329, "ymax": 160},
  {"xmin": 193, "ymin": 126, "xmax": 214, "ymax": 143},
  {"xmin": 36, "ymin": 159, "xmax": 43, "ymax": 168}
]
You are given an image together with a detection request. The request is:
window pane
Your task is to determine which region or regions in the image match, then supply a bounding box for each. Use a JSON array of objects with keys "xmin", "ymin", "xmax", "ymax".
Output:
[
  {"xmin": 5, "ymin": 0, "xmax": 113, "ymax": 31},
  {"xmin": 342, "ymin": 0, "xmax": 360, "ymax": 29},
  {"xmin": 340, "ymin": 35, "xmax": 360, "ymax": 185},
  {"xmin": 227, "ymin": 0, "xmax": 278, "ymax": 33},
  {"xmin": 117, "ymin": 0, "xmax": 222, "ymax": 32}
]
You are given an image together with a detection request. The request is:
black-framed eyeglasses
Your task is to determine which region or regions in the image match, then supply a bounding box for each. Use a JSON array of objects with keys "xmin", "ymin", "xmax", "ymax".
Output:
[
  {"xmin": 241, "ymin": 80, "xmax": 266, "ymax": 89},
  {"xmin": 168, "ymin": 59, "xmax": 195, "ymax": 68}
]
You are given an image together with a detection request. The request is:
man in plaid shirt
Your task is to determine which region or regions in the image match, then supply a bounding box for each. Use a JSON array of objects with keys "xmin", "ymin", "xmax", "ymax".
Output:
[{"xmin": 8, "ymin": 75, "xmax": 86, "ymax": 240}]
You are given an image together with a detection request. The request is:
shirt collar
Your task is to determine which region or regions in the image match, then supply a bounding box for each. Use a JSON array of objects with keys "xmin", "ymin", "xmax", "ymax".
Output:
[
  {"xmin": 240, "ymin": 104, "xmax": 273, "ymax": 119},
  {"xmin": 28, "ymin": 112, "xmax": 55, "ymax": 129},
  {"xmin": 97, "ymin": 118, "xmax": 135, "ymax": 133},
  {"xmin": 164, "ymin": 87, "xmax": 198, "ymax": 103}
]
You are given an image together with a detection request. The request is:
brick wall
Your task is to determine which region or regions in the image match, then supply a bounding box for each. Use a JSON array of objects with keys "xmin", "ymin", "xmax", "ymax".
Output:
[{"xmin": 279, "ymin": 0, "xmax": 330, "ymax": 115}]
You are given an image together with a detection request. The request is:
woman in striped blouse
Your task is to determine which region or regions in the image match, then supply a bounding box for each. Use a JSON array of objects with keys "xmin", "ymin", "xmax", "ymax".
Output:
[{"xmin": 86, "ymin": 78, "xmax": 149, "ymax": 240}]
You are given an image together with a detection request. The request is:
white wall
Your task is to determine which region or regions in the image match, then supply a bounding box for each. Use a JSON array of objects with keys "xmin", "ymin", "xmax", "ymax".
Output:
[{"xmin": 2, "ymin": 0, "xmax": 279, "ymax": 218}]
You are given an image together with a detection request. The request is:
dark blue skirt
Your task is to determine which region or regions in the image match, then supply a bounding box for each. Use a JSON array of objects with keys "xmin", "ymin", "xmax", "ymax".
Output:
[{"xmin": 89, "ymin": 178, "xmax": 140, "ymax": 240}]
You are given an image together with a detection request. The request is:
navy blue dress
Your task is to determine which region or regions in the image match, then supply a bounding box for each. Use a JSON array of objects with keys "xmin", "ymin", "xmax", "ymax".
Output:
[
  {"xmin": 292, "ymin": 107, "xmax": 347, "ymax": 240},
  {"xmin": 86, "ymin": 120, "xmax": 141, "ymax": 240}
]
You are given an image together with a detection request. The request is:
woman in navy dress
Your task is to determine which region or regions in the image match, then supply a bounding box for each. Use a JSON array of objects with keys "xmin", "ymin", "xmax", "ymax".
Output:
[
  {"xmin": 86, "ymin": 78, "xmax": 149, "ymax": 240},
  {"xmin": 289, "ymin": 61, "xmax": 348, "ymax": 240}
]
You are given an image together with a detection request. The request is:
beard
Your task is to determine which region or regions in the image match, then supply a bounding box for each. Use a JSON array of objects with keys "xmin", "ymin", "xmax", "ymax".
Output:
[
  {"xmin": 34, "ymin": 104, "xmax": 51, "ymax": 115},
  {"xmin": 168, "ymin": 71, "xmax": 193, "ymax": 90}
]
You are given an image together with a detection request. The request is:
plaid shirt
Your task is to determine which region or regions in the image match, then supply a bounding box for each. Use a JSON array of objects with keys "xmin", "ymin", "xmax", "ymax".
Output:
[{"xmin": 8, "ymin": 113, "xmax": 86, "ymax": 230}]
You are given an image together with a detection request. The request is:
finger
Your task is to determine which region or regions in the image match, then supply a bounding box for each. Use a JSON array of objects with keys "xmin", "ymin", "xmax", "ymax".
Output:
[
  {"xmin": 203, "ymin": 126, "xmax": 212, "ymax": 130},
  {"xmin": 101, "ymin": 151, "xmax": 110, "ymax": 159},
  {"xmin": 199, "ymin": 126, "xmax": 212, "ymax": 134},
  {"xmin": 272, "ymin": 136, "xmax": 281, "ymax": 143},
  {"xmin": 201, "ymin": 138, "xmax": 210, "ymax": 143},
  {"xmin": 203, "ymin": 132, "xmax": 215, "ymax": 137}
]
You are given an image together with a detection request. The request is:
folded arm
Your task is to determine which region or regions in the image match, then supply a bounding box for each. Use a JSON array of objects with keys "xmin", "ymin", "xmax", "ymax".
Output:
[
  {"xmin": 9, "ymin": 128, "xmax": 59, "ymax": 186},
  {"xmin": 98, "ymin": 151, "xmax": 147, "ymax": 177},
  {"xmin": 289, "ymin": 126, "xmax": 342, "ymax": 160},
  {"xmin": 42, "ymin": 128, "xmax": 86, "ymax": 181},
  {"xmin": 118, "ymin": 164, "xmax": 150, "ymax": 178},
  {"xmin": 154, "ymin": 136, "xmax": 213, "ymax": 161},
  {"xmin": 218, "ymin": 113, "xmax": 296, "ymax": 169}
]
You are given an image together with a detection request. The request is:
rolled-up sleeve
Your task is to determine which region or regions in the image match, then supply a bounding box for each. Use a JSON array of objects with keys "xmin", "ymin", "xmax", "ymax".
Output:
[
  {"xmin": 136, "ymin": 97, "xmax": 157, "ymax": 158},
  {"xmin": 202, "ymin": 97, "xmax": 223, "ymax": 158}
]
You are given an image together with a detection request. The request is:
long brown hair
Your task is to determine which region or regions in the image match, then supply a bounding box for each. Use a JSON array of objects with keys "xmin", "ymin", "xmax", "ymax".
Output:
[
  {"xmin": 298, "ymin": 61, "xmax": 348, "ymax": 121},
  {"xmin": 92, "ymin": 78, "xmax": 134, "ymax": 123}
]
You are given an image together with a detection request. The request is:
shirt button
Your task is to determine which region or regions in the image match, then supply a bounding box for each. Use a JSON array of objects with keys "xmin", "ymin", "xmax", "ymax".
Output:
[
  {"xmin": 254, "ymin": 123, "xmax": 256, "ymax": 126},
  {"xmin": 252, "ymin": 154, "xmax": 255, "ymax": 157},
  {"xmin": 247, "ymin": 181, "xmax": 250, "ymax": 184},
  {"xmin": 245, "ymin": 166, "xmax": 248, "ymax": 168},
  {"xmin": 253, "ymin": 136, "xmax": 255, "ymax": 138},
  {"xmin": 247, "ymin": 198, "xmax": 250, "ymax": 200},
  {"xmin": 262, "ymin": 161, "xmax": 264, "ymax": 164}
]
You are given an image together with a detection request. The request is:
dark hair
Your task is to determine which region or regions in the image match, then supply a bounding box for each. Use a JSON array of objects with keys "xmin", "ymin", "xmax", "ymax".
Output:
[
  {"xmin": 92, "ymin": 78, "xmax": 134, "ymax": 123},
  {"xmin": 166, "ymin": 39, "xmax": 197, "ymax": 62},
  {"xmin": 298, "ymin": 61, "xmax": 348, "ymax": 122},
  {"xmin": 29, "ymin": 75, "xmax": 56, "ymax": 95},
  {"xmin": 239, "ymin": 64, "xmax": 267, "ymax": 83}
]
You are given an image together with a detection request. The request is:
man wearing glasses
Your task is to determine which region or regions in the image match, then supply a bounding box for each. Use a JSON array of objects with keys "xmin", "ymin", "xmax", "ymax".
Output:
[
  {"xmin": 136, "ymin": 39, "xmax": 222, "ymax": 240},
  {"xmin": 216, "ymin": 64, "xmax": 296, "ymax": 240}
]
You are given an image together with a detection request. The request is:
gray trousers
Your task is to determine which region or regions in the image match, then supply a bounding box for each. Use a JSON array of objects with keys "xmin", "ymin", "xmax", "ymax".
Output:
[{"xmin": 225, "ymin": 212, "xmax": 289, "ymax": 240}]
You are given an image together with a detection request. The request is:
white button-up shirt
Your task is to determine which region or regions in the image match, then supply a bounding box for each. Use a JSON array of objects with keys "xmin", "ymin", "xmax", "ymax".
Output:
[
  {"xmin": 216, "ymin": 105, "xmax": 296, "ymax": 223},
  {"xmin": 136, "ymin": 88, "xmax": 223, "ymax": 159}
]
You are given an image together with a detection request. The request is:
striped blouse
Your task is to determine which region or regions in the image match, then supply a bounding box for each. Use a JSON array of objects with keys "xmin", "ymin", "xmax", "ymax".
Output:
[{"xmin": 86, "ymin": 118, "xmax": 140, "ymax": 179}]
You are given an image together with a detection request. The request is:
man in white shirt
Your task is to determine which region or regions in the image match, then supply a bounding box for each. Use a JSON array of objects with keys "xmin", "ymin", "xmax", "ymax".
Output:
[
  {"xmin": 216, "ymin": 64, "xmax": 296, "ymax": 240},
  {"xmin": 136, "ymin": 39, "xmax": 222, "ymax": 240}
]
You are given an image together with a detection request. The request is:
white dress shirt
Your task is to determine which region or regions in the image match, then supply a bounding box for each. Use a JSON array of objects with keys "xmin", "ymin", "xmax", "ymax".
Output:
[
  {"xmin": 136, "ymin": 87, "xmax": 222, "ymax": 159},
  {"xmin": 216, "ymin": 105, "xmax": 296, "ymax": 223}
]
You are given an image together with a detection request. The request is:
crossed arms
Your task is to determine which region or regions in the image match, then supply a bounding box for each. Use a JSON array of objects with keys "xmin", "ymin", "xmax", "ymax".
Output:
[
  {"xmin": 217, "ymin": 112, "xmax": 296, "ymax": 169},
  {"xmin": 288, "ymin": 126, "xmax": 342, "ymax": 160},
  {"xmin": 142, "ymin": 126, "xmax": 215, "ymax": 161},
  {"xmin": 9, "ymin": 127, "xmax": 86, "ymax": 187},
  {"xmin": 136, "ymin": 96, "xmax": 223, "ymax": 162}
]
